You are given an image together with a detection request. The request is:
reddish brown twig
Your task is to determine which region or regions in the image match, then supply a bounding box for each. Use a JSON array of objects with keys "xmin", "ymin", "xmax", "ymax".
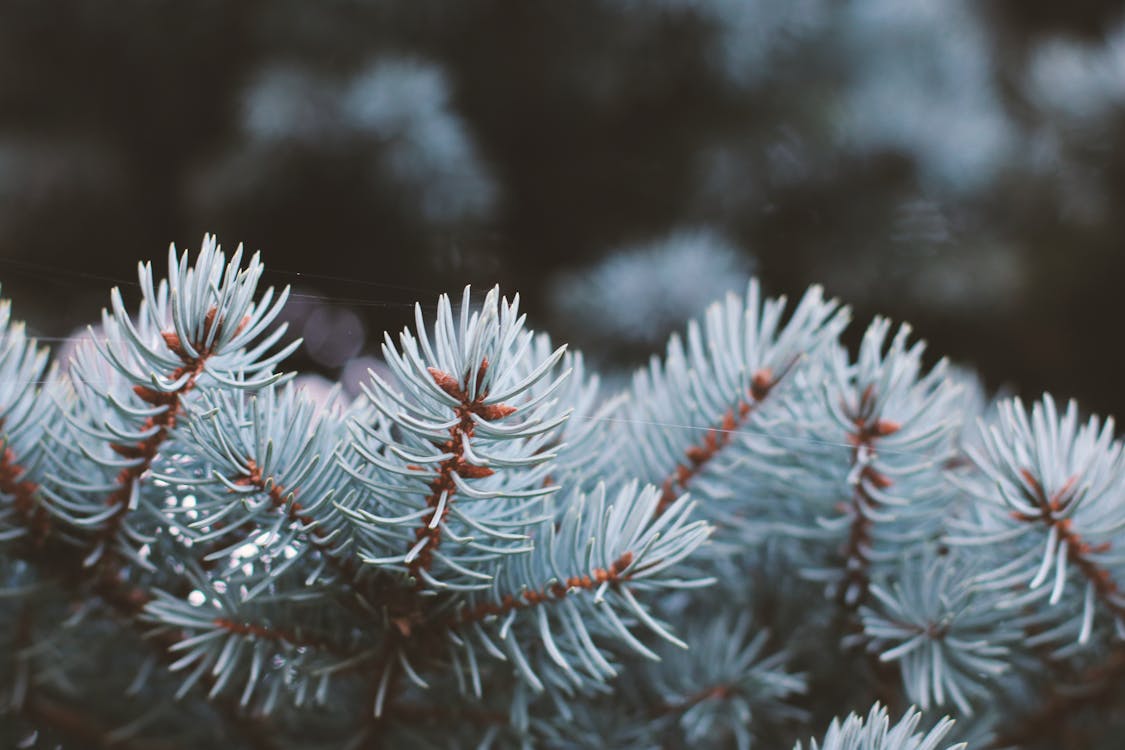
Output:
[
  {"xmin": 4, "ymin": 310, "xmax": 283, "ymax": 750},
  {"xmin": 837, "ymin": 384, "xmax": 900, "ymax": 610},
  {"xmin": 830, "ymin": 385, "xmax": 904, "ymax": 709},
  {"xmin": 97, "ymin": 311, "xmax": 244, "ymax": 552},
  {"xmin": 455, "ymin": 552, "xmax": 634, "ymax": 625},
  {"xmin": 655, "ymin": 368, "xmax": 777, "ymax": 517},
  {"xmin": 211, "ymin": 616, "xmax": 357, "ymax": 658},
  {"xmin": 985, "ymin": 471, "xmax": 1125, "ymax": 749},
  {"xmin": 0, "ymin": 441, "xmax": 49, "ymax": 544},
  {"xmin": 407, "ymin": 359, "xmax": 515, "ymax": 581},
  {"xmin": 1011, "ymin": 469, "xmax": 1120, "ymax": 616},
  {"xmin": 233, "ymin": 459, "xmax": 360, "ymax": 582}
]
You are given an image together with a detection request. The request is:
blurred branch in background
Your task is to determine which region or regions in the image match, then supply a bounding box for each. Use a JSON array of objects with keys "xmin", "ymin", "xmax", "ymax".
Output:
[{"xmin": 1, "ymin": 0, "xmax": 1124, "ymax": 415}]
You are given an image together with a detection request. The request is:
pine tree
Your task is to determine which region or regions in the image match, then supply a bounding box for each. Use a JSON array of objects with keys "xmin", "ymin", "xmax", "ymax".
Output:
[{"xmin": 1, "ymin": 236, "xmax": 1122, "ymax": 749}]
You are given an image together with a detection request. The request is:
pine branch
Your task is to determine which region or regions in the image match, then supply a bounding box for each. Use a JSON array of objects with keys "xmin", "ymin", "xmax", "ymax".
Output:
[
  {"xmin": 211, "ymin": 616, "xmax": 362, "ymax": 658},
  {"xmin": 837, "ymin": 384, "xmax": 901, "ymax": 610},
  {"xmin": 234, "ymin": 458, "xmax": 361, "ymax": 583},
  {"xmin": 655, "ymin": 366, "xmax": 778, "ymax": 517},
  {"xmin": 341, "ymin": 286, "xmax": 570, "ymax": 593},
  {"xmin": 453, "ymin": 551, "xmax": 634, "ymax": 625},
  {"xmin": 860, "ymin": 550, "xmax": 1017, "ymax": 716},
  {"xmin": 978, "ymin": 461, "xmax": 1125, "ymax": 747},
  {"xmin": 407, "ymin": 359, "xmax": 515, "ymax": 580},
  {"xmin": 0, "ymin": 440, "xmax": 49, "ymax": 544},
  {"xmin": 621, "ymin": 281, "xmax": 847, "ymax": 521},
  {"xmin": 1011, "ymin": 468, "xmax": 1122, "ymax": 620},
  {"xmin": 95, "ymin": 316, "xmax": 224, "ymax": 551},
  {"xmin": 18, "ymin": 237, "xmax": 1125, "ymax": 748},
  {"xmin": 796, "ymin": 704, "xmax": 964, "ymax": 750},
  {"xmin": 951, "ymin": 395, "xmax": 1125, "ymax": 644},
  {"xmin": 0, "ymin": 298, "xmax": 57, "ymax": 546},
  {"xmin": 635, "ymin": 612, "xmax": 807, "ymax": 747},
  {"xmin": 0, "ymin": 241, "xmax": 299, "ymax": 749}
]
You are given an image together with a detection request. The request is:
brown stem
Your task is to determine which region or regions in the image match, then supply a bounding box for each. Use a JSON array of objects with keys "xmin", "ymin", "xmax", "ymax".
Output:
[
  {"xmin": 455, "ymin": 552, "xmax": 634, "ymax": 625},
  {"xmin": 829, "ymin": 385, "xmax": 905, "ymax": 711},
  {"xmin": 349, "ymin": 555, "xmax": 638, "ymax": 738},
  {"xmin": 986, "ymin": 471, "xmax": 1125, "ymax": 749},
  {"xmin": 98, "ymin": 310, "xmax": 251, "ymax": 545},
  {"xmin": 228, "ymin": 460, "xmax": 424, "ymax": 645},
  {"xmin": 1011, "ymin": 469, "xmax": 1121, "ymax": 616},
  {"xmin": 212, "ymin": 616, "xmax": 359, "ymax": 658},
  {"xmin": 407, "ymin": 359, "xmax": 514, "ymax": 581},
  {"xmin": 837, "ymin": 385, "xmax": 900, "ymax": 610},
  {"xmin": 95, "ymin": 322, "xmax": 222, "ymax": 552},
  {"xmin": 655, "ymin": 368, "xmax": 777, "ymax": 517},
  {"xmin": 235, "ymin": 459, "xmax": 360, "ymax": 582},
  {"xmin": 0, "ymin": 441, "xmax": 50, "ymax": 544}
]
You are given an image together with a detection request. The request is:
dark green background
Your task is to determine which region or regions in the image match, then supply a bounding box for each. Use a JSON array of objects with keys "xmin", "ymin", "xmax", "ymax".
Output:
[{"xmin": 1, "ymin": 0, "xmax": 1123, "ymax": 417}]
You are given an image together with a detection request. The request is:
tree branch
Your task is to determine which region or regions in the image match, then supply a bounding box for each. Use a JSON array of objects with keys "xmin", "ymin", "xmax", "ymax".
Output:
[
  {"xmin": 454, "ymin": 552, "xmax": 634, "ymax": 625},
  {"xmin": 655, "ymin": 367, "xmax": 777, "ymax": 517},
  {"xmin": 837, "ymin": 384, "xmax": 900, "ymax": 610},
  {"xmin": 408, "ymin": 359, "xmax": 514, "ymax": 581}
]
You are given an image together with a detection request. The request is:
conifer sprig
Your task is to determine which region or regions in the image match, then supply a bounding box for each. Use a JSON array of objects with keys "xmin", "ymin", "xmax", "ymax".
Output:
[{"xmin": 3, "ymin": 236, "xmax": 1124, "ymax": 749}]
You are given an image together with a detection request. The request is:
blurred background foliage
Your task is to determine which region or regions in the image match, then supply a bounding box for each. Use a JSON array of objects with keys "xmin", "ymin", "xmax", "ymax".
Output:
[{"xmin": 2, "ymin": 0, "xmax": 1125, "ymax": 415}]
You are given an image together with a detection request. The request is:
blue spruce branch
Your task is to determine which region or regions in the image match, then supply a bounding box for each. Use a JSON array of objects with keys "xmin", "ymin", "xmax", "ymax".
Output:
[{"xmin": 4, "ymin": 235, "xmax": 1125, "ymax": 748}]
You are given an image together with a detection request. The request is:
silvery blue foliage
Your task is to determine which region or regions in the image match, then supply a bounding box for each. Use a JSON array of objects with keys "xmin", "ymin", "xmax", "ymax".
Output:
[
  {"xmin": 616, "ymin": 278, "xmax": 847, "ymax": 506},
  {"xmin": 451, "ymin": 483, "xmax": 711, "ymax": 697},
  {"xmin": 642, "ymin": 614, "xmax": 808, "ymax": 749},
  {"xmin": 795, "ymin": 705, "xmax": 964, "ymax": 750},
  {"xmin": 152, "ymin": 383, "xmax": 357, "ymax": 588},
  {"xmin": 861, "ymin": 550, "xmax": 1018, "ymax": 714},
  {"xmin": 37, "ymin": 239, "xmax": 296, "ymax": 563},
  {"xmin": 339, "ymin": 286, "xmax": 574, "ymax": 588},
  {"xmin": 950, "ymin": 395, "xmax": 1125, "ymax": 649},
  {"xmin": 5, "ymin": 236, "xmax": 1125, "ymax": 748},
  {"xmin": 807, "ymin": 320, "xmax": 964, "ymax": 602},
  {"xmin": 0, "ymin": 296, "xmax": 58, "ymax": 544},
  {"xmin": 698, "ymin": 316, "xmax": 964, "ymax": 610}
]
